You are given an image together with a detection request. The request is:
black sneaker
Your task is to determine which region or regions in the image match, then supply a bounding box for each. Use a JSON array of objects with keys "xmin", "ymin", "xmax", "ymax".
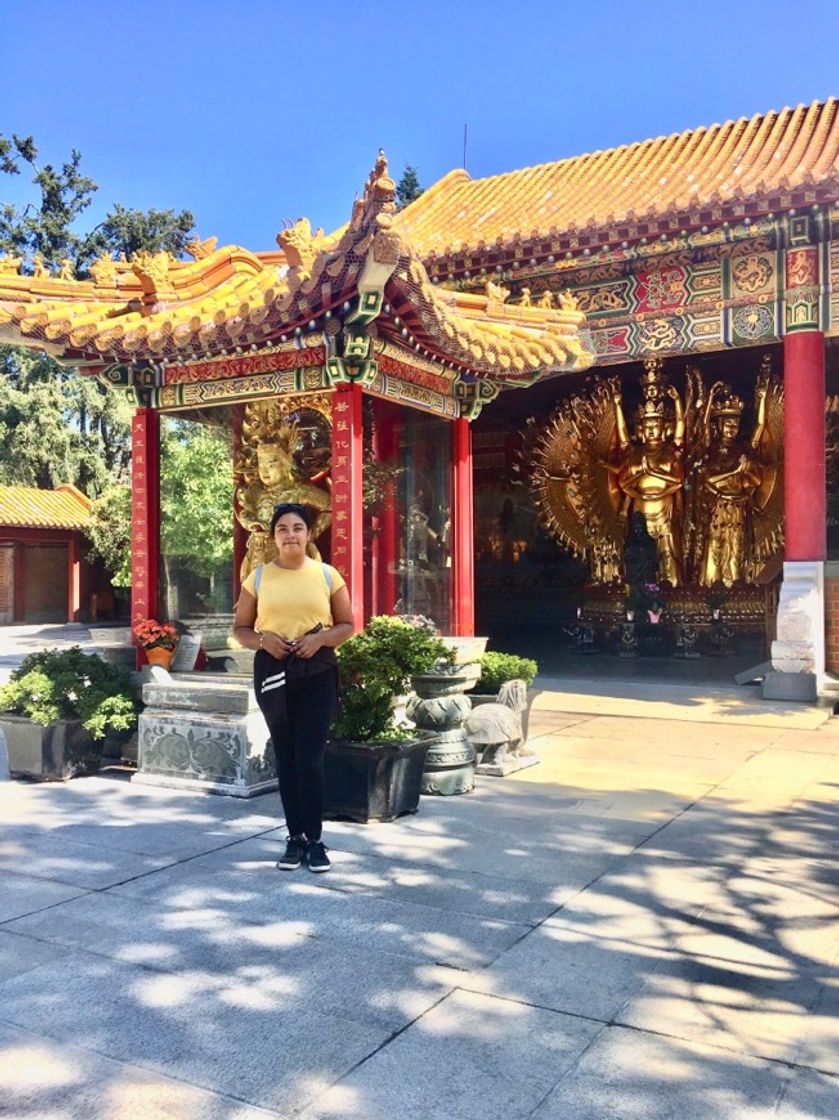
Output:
[
  {"xmin": 276, "ymin": 836, "xmax": 307, "ymax": 871},
  {"xmin": 307, "ymin": 840, "xmax": 331, "ymax": 873}
]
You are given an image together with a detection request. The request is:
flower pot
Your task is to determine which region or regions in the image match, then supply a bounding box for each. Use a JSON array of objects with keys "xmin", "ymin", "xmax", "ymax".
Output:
[
  {"xmin": 0, "ymin": 715, "xmax": 100, "ymax": 781},
  {"xmin": 323, "ymin": 734, "xmax": 434, "ymax": 823},
  {"xmin": 145, "ymin": 646, "xmax": 176, "ymax": 669}
]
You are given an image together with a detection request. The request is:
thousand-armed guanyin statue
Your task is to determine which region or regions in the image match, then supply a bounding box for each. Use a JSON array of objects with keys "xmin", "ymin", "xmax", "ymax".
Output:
[{"xmin": 533, "ymin": 356, "xmax": 783, "ymax": 591}]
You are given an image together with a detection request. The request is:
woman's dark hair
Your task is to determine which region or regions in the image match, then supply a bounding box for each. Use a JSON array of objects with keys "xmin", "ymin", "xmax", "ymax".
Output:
[{"xmin": 269, "ymin": 502, "xmax": 312, "ymax": 533}]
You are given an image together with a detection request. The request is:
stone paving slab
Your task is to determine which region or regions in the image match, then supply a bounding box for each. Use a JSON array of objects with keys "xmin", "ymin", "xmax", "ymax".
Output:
[
  {"xmin": 775, "ymin": 1069, "xmax": 839, "ymax": 1120},
  {"xmin": 527, "ymin": 1024, "xmax": 792, "ymax": 1120},
  {"xmin": 461, "ymin": 855, "xmax": 727, "ymax": 1021},
  {"xmin": 102, "ymin": 856, "xmax": 528, "ymax": 972},
  {"xmin": 0, "ymin": 831, "xmax": 180, "ymax": 890},
  {"xmin": 5, "ymin": 892, "xmax": 466, "ymax": 1032},
  {"xmin": 0, "ymin": 929, "xmax": 77, "ymax": 985},
  {"xmin": 533, "ymin": 677, "xmax": 832, "ymax": 729},
  {"xmin": 106, "ymin": 833, "xmax": 576, "ymax": 927},
  {"xmin": 0, "ymin": 869, "xmax": 89, "ymax": 923},
  {"xmin": 0, "ymin": 1019, "xmax": 287, "ymax": 1120},
  {"xmin": 616, "ymin": 952, "xmax": 825, "ymax": 1063},
  {"xmin": 297, "ymin": 989, "xmax": 603, "ymax": 1120},
  {"xmin": 0, "ymin": 950, "xmax": 387, "ymax": 1115}
]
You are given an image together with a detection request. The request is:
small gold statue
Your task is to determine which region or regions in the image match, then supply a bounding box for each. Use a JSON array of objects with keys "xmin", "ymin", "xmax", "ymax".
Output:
[
  {"xmin": 539, "ymin": 289, "xmax": 554, "ymax": 309},
  {"xmin": 519, "ymin": 287, "xmax": 532, "ymax": 308},
  {"xmin": 697, "ymin": 381, "xmax": 766, "ymax": 587},
  {"xmin": 0, "ymin": 253, "xmax": 22, "ymax": 275},
  {"xmin": 485, "ymin": 278, "xmax": 510, "ymax": 304},
  {"xmin": 32, "ymin": 253, "xmax": 49, "ymax": 278},
  {"xmin": 58, "ymin": 258, "xmax": 74, "ymax": 281}
]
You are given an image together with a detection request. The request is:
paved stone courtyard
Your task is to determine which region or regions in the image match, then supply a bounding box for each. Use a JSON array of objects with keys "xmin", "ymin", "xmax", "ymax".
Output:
[{"xmin": 1, "ymin": 671, "xmax": 838, "ymax": 1119}]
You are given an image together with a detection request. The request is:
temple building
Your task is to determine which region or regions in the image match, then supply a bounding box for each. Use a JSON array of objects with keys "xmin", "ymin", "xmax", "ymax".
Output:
[{"xmin": 2, "ymin": 99, "xmax": 839, "ymax": 696}]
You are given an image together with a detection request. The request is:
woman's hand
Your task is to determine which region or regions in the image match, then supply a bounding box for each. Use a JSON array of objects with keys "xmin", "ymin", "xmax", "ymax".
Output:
[
  {"xmin": 291, "ymin": 631, "xmax": 324, "ymax": 660},
  {"xmin": 260, "ymin": 631, "xmax": 294, "ymax": 659}
]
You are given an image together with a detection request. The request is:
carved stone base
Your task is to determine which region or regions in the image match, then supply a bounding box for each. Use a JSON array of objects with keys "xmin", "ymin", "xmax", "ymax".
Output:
[
  {"xmin": 765, "ymin": 561, "xmax": 825, "ymax": 700},
  {"xmin": 762, "ymin": 669, "xmax": 817, "ymax": 702},
  {"xmin": 476, "ymin": 752, "xmax": 540, "ymax": 778},
  {"xmin": 134, "ymin": 674, "xmax": 277, "ymax": 797},
  {"xmin": 420, "ymin": 729, "xmax": 476, "ymax": 795}
]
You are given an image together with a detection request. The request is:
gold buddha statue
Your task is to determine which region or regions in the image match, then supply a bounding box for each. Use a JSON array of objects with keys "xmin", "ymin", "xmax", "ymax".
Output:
[
  {"xmin": 698, "ymin": 382, "xmax": 767, "ymax": 587},
  {"xmin": 235, "ymin": 421, "xmax": 331, "ymax": 580},
  {"xmin": 608, "ymin": 376, "xmax": 685, "ymax": 586}
]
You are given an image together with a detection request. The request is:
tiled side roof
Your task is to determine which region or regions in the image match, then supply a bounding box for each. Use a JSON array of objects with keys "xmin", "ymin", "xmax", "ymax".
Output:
[
  {"xmin": 0, "ymin": 484, "xmax": 91, "ymax": 530},
  {"xmin": 394, "ymin": 99, "xmax": 839, "ymax": 257}
]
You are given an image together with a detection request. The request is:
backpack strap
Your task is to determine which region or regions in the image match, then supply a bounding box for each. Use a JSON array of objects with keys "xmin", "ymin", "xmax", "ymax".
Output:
[
  {"xmin": 322, "ymin": 563, "xmax": 333, "ymax": 593},
  {"xmin": 253, "ymin": 564, "xmax": 264, "ymax": 597}
]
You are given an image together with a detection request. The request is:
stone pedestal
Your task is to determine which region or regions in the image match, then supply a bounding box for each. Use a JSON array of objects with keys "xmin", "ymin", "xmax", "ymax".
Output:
[
  {"xmin": 764, "ymin": 561, "xmax": 824, "ymax": 702},
  {"xmin": 134, "ymin": 673, "xmax": 277, "ymax": 796},
  {"xmin": 410, "ymin": 663, "xmax": 480, "ymax": 796}
]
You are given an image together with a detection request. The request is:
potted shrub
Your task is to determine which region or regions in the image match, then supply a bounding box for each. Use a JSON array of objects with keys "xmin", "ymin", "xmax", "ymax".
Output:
[
  {"xmin": 468, "ymin": 650, "xmax": 539, "ymax": 746},
  {"xmin": 324, "ymin": 615, "xmax": 453, "ymax": 822},
  {"xmin": 0, "ymin": 646, "xmax": 139, "ymax": 781}
]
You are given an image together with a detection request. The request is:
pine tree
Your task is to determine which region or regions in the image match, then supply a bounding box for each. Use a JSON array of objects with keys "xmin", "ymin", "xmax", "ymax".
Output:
[{"xmin": 396, "ymin": 164, "xmax": 424, "ymax": 211}]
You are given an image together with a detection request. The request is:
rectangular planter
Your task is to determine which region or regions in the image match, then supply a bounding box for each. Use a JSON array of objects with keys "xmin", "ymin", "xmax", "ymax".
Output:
[
  {"xmin": 0, "ymin": 715, "xmax": 100, "ymax": 781},
  {"xmin": 323, "ymin": 735, "xmax": 433, "ymax": 823}
]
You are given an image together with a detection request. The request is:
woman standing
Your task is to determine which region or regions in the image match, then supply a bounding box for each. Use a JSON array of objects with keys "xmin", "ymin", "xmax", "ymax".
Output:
[{"xmin": 233, "ymin": 502, "xmax": 354, "ymax": 872}]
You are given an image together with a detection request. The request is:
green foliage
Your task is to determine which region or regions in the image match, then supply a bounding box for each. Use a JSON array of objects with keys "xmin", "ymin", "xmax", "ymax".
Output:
[
  {"xmin": 475, "ymin": 651, "xmax": 538, "ymax": 693},
  {"xmin": 87, "ymin": 484, "xmax": 133, "ymax": 586},
  {"xmin": 334, "ymin": 616, "xmax": 452, "ymax": 742},
  {"xmin": 0, "ymin": 134, "xmax": 96, "ymax": 269},
  {"xmin": 0, "ymin": 348, "xmax": 132, "ymax": 494},
  {"xmin": 0, "ymin": 133, "xmax": 194, "ymax": 586},
  {"xmin": 160, "ymin": 420, "xmax": 233, "ymax": 578},
  {"xmin": 396, "ymin": 165, "xmax": 424, "ymax": 210},
  {"xmin": 81, "ymin": 203, "xmax": 195, "ymax": 267},
  {"xmin": 0, "ymin": 133, "xmax": 194, "ymax": 273},
  {"xmin": 0, "ymin": 647, "xmax": 138, "ymax": 740}
]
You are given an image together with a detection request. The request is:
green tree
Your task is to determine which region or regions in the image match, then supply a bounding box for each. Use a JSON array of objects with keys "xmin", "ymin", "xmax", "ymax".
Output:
[
  {"xmin": 396, "ymin": 164, "xmax": 424, "ymax": 210},
  {"xmin": 160, "ymin": 420, "xmax": 233, "ymax": 610},
  {"xmin": 86, "ymin": 484, "xmax": 132, "ymax": 588},
  {"xmin": 0, "ymin": 133, "xmax": 194, "ymax": 272},
  {"xmin": 0, "ymin": 348, "xmax": 132, "ymax": 493},
  {"xmin": 1, "ymin": 134, "xmax": 196, "ymax": 586}
]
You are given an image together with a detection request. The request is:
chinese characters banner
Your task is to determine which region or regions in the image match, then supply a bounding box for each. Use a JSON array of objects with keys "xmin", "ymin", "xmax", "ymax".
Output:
[
  {"xmin": 330, "ymin": 383, "xmax": 363, "ymax": 630},
  {"xmin": 131, "ymin": 410, "xmax": 160, "ymax": 627}
]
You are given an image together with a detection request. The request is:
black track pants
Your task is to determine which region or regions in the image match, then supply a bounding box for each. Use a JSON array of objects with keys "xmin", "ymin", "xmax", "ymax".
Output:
[{"xmin": 254, "ymin": 651, "xmax": 337, "ymax": 842}]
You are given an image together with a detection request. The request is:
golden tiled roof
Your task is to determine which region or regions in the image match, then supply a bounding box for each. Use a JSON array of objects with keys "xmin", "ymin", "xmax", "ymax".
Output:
[
  {"xmin": 394, "ymin": 99, "xmax": 839, "ymax": 259},
  {"xmin": 0, "ymin": 484, "xmax": 92, "ymax": 530},
  {"xmin": 0, "ymin": 154, "xmax": 592, "ymax": 382}
]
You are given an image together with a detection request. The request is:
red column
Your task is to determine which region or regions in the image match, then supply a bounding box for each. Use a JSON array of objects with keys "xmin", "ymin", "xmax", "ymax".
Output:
[
  {"xmin": 12, "ymin": 541, "xmax": 25, "ymax": 622},
  {"xmin": 331, "ymin": 383, "xmax": 364, "ymax": 632},
  {"xmin": 783, "ymin": 331, "xmax": 826, "ymax": 561},
  {"xmin": 231, "ymin": 406, "xmax": 247, "ymax": 602},
  {"xmin": 373, "ymin": 399, "xmax": 400, "ymax": 616},
  {"xmin": 451, "ymin": 417, "xmax": 475, "ymax": 636},
  {"xmin": 67, "ymin": 533, "xmax": 82, "ymax": 623},
  {"xmin": 131, "ymin": 409, "xmax": 161, "ymax": 650}
]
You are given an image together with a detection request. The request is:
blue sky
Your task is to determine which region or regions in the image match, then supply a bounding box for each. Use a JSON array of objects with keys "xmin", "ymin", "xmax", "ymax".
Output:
[{"xmin": 2, "ymin": 0, "xmax": 838, "ymax": 252}]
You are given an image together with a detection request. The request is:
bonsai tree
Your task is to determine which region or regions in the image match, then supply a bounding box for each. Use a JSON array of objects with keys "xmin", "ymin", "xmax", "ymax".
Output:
[
  {"xmin": 474, "ymin": 651, "xmax": 538, "ymax": 695},
  {"xmin": 334, "ymin": 615, "xmax": 452, "ymax": 742},
  {"xmin": 0, "ymin": 646, "xmax": 138, "ymax": 740}
]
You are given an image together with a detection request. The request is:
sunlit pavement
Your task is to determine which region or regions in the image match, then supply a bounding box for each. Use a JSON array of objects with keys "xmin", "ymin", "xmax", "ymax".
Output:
[{"xmin": 1, "ymin": 668, "xmax": 839, "ymax": 1117}]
